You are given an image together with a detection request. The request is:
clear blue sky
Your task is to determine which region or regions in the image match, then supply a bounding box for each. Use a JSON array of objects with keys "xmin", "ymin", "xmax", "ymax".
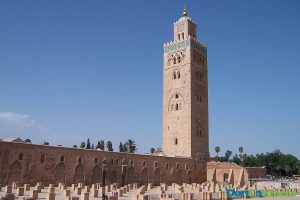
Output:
[{"xmin": 0, "ymin": 0, "xmax": 299, "ymax": 158}]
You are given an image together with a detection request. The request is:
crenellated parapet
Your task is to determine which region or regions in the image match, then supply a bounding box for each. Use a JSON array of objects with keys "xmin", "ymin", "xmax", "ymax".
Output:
[{"xmin": 163, "ymin": 37, "xmax": 207, "ymax": 55}]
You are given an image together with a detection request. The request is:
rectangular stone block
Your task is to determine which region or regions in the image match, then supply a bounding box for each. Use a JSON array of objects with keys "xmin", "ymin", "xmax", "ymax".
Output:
[
  {"xmin": 81, "ymin": 192, "xmax": 89, "ymax": 200},
  {"xmin": 106, "ymin": 185, "xmax": 111, "ymax": 192},
  {"xmin": 99, "ymin": 187, "xmax": 105, "ymax": 194},
  {"xmin": 17, "ymin": 187, "xmax": 25, "ymax": 196},
  {"xmin": 31, "ymin": 190, "xmax": 39, "ymax": 199},
  {"xmin": 76, "ymin": 187, "xmax": 82, "ymax": 195},
  {"xmin": 5, "ymin": 185, "xmax": 12, "ymax": 193},
  {"xmin": 91, "ymin": 184, "xmax": 98, "ymax": 190},
  {"xmin": 37, "ymin": 182, "xmax": 43, "ymax": 187},
  {"xmin": 46, "ymin": 192, "xmax": 55, "ymax": 200},
  {"xmin": 13, "ymin": 182, "xmax": 21, "ymax": 189},
  {"xmin": 84, "ymin": 185, "xmax": 90, "ymax": 192},
  {"xmin": 117, "ymin": 189, "xmax": 123, "ymax": 197},
  {"xmin": 71, "ymin": 184, "xmax": 76, "ymax": 190},
  {"xmin": 64, "ymin": 189, "xmax": 71, "ymax": 197},
  {"xmin": 48, "ymin": 187, "xmax": 55, "ymax": 193},
  {"xmin": 24, "ymin": 184, "xmax": 30, "ymax": 191},
  {"xmin": 147, "ymin": 183, "xmax": 153, "ymax": 190},
  {"xmin": 36, "ymin": 185, "xmax": 42, "ymax": 193},
  {"xmin": 92, "ymin": 189, "xmax": 98, "ymax": 198},
  {"xmin": 109, "ymin": 196, "xmax": 118, "ymax": 200}
]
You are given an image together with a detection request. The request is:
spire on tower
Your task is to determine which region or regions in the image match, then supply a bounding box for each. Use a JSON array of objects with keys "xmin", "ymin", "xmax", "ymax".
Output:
[{"xmin": 182, "ymin": 5, "xmax": 188, "ymax": 17}]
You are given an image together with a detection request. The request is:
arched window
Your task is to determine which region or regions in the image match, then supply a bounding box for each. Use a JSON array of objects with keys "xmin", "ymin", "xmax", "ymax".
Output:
[
  {"xmin": 78, "ymin": 157, "xmax": 82, "ymax": 163},
  {"xmin": 143, "ymin": 161, "xmax": 146, "ymax": 167},
  {"xmin": 60, "ymin": 155, "xmax": 65, "ymax": 162},
  {"xmin": 185, "ymin": 163, "xmax": 189, "ymax": 170},
  {"xmin": 95, "ymin": 158, "xmax": 98, "ymax": 164},
  {"xmin": 130, "ymin": 160, "xmax": 134, "ymax": 166},
  {"xmin": 182, "ymin": 33, "xmax": 184, "ymax": 39},
  {"xmin": 18, "ymin": 153, "xmax": 23, "ymax": 160},
  {"xmin": 178, "ymin": 34, "xmax": 180, "ymax": 41},
  {"xmin": 154, "ymin": 161, "xmax": 158, "ymax": 168},
  {"xmin": 165, "ymin": 162, "xmax": 169, "ymax": 169},
  {"xmin": 173, "ymin": 57, "xmax": 176, "ymax": 64},
  {"xmin": 175, "ymin": 94, "xmax": 179, "ymax": 98},
  {"xmin": 175, "ymin": 138, "xmax": 178, "ymax": 145},
  {"xmin": 173, "ymin": 72, "xmax": 176, "ymax": 79},
  {"xmin": 177, "ymin": 71, "xmax": 180, "ymax": 79},
  {"xmin": 175, "ymin": 104, "xmax": 179, "ymax": 110},
  {"xmin": 177, "ymin": 56, "xmax": 181, "ymax": 63}
]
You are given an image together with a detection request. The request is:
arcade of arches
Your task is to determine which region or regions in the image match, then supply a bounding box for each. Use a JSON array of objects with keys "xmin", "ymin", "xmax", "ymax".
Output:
[{"xmin": 0, "ymin": 141, "xmax": 207, "ymax": 186}]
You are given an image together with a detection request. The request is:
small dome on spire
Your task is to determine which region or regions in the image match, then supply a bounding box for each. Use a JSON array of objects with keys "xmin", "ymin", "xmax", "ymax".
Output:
[{"xmin": 182, "ymin": 5, "xmax": 188, "ymax": 17}]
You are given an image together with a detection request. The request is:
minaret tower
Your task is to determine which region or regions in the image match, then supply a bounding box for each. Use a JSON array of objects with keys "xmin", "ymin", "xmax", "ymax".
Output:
[{"xmin": 162, "ymin": 6, "xmax": 209, "ymax": 160}]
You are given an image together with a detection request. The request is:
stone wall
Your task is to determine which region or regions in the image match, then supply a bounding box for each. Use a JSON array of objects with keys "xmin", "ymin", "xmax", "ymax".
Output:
[
  {"xmin": 0, "ymin": 141, "xmax": 207, "ymax": 186},
  {"xmin": 207, "ymin": 161, "xmax": 250, "ymax": 187},
  {"xmin": 245, "ymin": 167, "xmax": 266, "ymax": 178}
]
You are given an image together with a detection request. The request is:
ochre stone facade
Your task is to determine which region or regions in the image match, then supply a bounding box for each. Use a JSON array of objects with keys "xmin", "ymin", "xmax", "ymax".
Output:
[
  {"xmin": 0, "ymin": 141, "xmax": 206, "ymax": 186},
  {"xmin": 207, "ymin": 162, "xmax": 250, "ymax": 186},
  {"xmin": 162, "ymin": 9, "xmax": 209, "ymax": 160}
]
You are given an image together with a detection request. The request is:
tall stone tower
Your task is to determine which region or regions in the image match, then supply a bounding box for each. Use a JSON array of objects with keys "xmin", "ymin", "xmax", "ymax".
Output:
[{"xmin": 162, "ymin": 7, "xmax": 209, "ymax": 160}]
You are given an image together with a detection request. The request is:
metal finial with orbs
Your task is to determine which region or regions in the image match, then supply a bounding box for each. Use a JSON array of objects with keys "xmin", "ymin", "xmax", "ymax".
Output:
[{"xmin": 182, "ymin": 5, "xmax": 188, "ymax": 17}]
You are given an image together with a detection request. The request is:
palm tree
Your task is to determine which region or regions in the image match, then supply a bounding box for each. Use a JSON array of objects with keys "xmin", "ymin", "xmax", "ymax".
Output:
[
  {"xmin": 239, "ymin": 147, "xmax": 244, "ymax": 160},
  {"xmin": 239, "ymin": 147, "xmax": 244, "ymax": 155},
  {"xmin": 215, "ymin": 146, "xmax": 220, "ymax": 159},
  {"xmin": 125, "ymin": 139, "xmax": 137, "ymax": 153}
]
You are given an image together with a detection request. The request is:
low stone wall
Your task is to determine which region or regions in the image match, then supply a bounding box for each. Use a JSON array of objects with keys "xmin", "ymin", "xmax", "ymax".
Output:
[
  {"xmin": 245, "ymin": 166, "xmax": 266, "ymax": 178},
  {"xmin": 0, "ymin": 141, "xmax": 207, "ymax": 186}
]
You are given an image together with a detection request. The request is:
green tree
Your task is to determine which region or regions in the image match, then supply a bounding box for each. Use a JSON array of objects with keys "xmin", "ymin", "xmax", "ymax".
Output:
[
  {"xmin": 125, "ymin": 139, "xmax": 137, "ymax": 153},
  {"xmin": 224, "ymin": 150, "xmax": 233, "ymax": 161},
  {"xmin": 150, "ymin": 148, "xmax": 155, "ymax": 154},
  {"xmin": 99, "ymin": 140, "xmax": 105, "ymax": 150},
  {"xmin": 106, "ymin": 141, "xmax": 113, "ymax": 151},
  {"xmin": 86, "ymin": 138, "xmax": 91, "ymax": 149},
  {"xmin": 119, "ymin": 142, "xmax": 124, "ymax": 152},
  {"xmin": 232, "ymin": 154, "xmax": 241, "ymax": 165},
  {"xmin": 239, "ymin": 147, "xmax": 244, "ymax": 158},
  {"xmin": 43, "ymin": 141, "xmax": 49, "ymax": 145},
  {"xmin": 73, "ymin": 145, "xmax": 77, "ymax": 148},
  {"xmin": 80, "ymin": 142, "xmax": 86, "ymax": 149},
  {"xmin": 215, "ymin": 146, "xmax": 220, "ymax": 159},
  {"xmin": 24, "ymin": 139, "xmax": 31, "ymax": 143}
]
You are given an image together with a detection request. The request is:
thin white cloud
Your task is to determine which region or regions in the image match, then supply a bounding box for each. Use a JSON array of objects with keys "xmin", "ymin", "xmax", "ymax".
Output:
[{"xmin": 0, "ymin": 112, "xmax": 50, "ymax": 139}]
